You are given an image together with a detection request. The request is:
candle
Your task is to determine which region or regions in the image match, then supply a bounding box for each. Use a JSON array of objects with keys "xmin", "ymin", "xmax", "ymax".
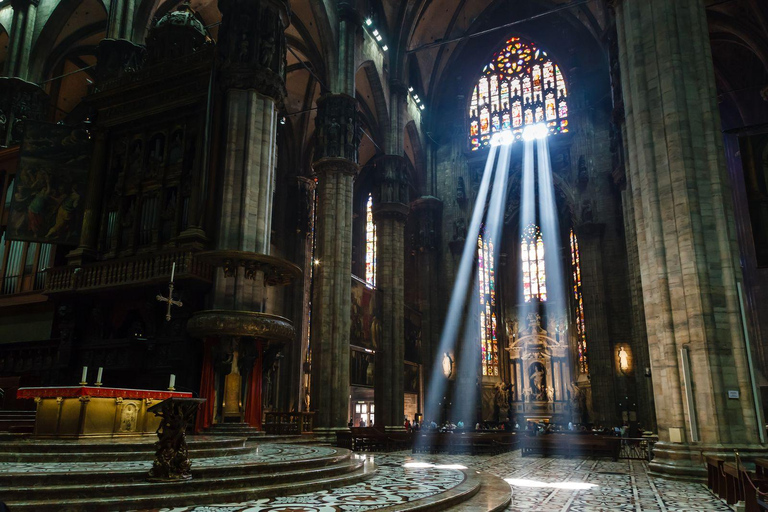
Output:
[
  {"xmin": 169, "ymin": 374, "xmax": 176, "ymax": 390},
  {"xmin": 81, "ymin": 366, "xmax": 88, "ymax": 384},
  {"xmin": 96, "ymin": 367, "xmax": 103, "ymax": 384},
  {"xmin": 170, "ymin": 262, "xmax": 176, "ymax": 283}
]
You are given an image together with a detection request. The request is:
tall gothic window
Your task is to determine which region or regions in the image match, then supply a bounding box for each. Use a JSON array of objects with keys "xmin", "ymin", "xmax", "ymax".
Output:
[
  {"xmin": 570, "ymin": 229, "xmax": 588, "ymax": 374},
  {"xmin": 469, "ymin": 37, "xmax": 569, "ymax": 150},
  {"xmin": 365, "ymin": 193, "xmax": 377, "ymax": 287},
  {"xmin": 522, "ymin": 224, "xmax": 547, "ymax": 302},
  {"xmin": 478, "ymin": 234, "xmax": 499, "ymax": 376}
]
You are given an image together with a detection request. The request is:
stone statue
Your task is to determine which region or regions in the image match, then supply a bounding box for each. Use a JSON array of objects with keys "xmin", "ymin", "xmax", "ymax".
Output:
[
  {"xmin": 618, "ymin": 346, "xmax": 629, "ymax": 371},
  {"xmin": 529, "ymin": 363, "xmax": 546, "ymax": 401}
]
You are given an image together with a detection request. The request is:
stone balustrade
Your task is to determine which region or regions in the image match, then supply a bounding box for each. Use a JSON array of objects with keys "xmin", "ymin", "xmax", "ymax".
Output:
[{"xmin": 45, "ymin": 249, "xmax": 213, "ymax": 294}]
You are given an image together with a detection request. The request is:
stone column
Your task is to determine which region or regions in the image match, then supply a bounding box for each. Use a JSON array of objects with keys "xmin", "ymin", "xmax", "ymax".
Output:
[
  {"xmin": 106, "ymin": 0, "xmax": 136, "ymax": 40},
  {"xmin": 575, "ymin": 222, "xmax": 618, "ymax": 427},
  {"xmin": 213, "ymin": 0, "xmax": 289, "ymax": 311},
  {"xmin": 68, "ymin": 131, "xmax": 108, "ymax": 265},
  {"xmin": 310, "ymin": 93, "xmax": 359, "ymax": 435},
  {"xmin": 411, "ymin": 196, "xmax": 442, "ymax": 412},
  {"xmin": 372, "ymin": 155, "xmax": 410, "ymax": 430},
  {"xmin": 4, "ymin": 0, "xmax": 37, "ymax": 80},
  {"xmin": 615, "ymin": 0, "xmax": 767, "ymax": 477}
]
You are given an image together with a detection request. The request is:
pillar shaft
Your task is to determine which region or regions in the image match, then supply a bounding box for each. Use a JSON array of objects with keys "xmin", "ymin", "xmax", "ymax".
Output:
[
  {"xmin": 310, "ymin": 93, "xmax": 359, "ymax": 432},
  {"xmin": 5, "ymin": 0, "xmax": 37, "ymax": 80},
  {"xmin": 106, "ymin": 0, "xmax": 136, "ymax": 40},
  {"xmin": 372, "ymin": 155, "xmax": 409, "ymax": 428},
  {"xmin": 212, "ymin": 0, "xmax": 289, "ymax": 312},
  {"xmin": 615, "ymin": 0, "xmax": 766, "ymax": 476}
]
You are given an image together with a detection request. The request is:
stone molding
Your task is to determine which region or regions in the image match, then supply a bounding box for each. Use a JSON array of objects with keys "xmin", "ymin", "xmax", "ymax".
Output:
[
  {"xmin": 187, "ymin": 310, "xmax": 295, "ymax": 343},
  {"xmin": 312, "ymin": 157, "xmax": 359, "ymax": 177},
  {"xmin": 195, "ymin": 250, "xmax": 301, "ymax": 286}
]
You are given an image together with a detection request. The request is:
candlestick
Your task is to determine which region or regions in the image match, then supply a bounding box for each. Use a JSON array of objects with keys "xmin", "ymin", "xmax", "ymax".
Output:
[
  {"xmin": 169, "ymin": 374, "xmax": 176, "ymax": 391},
  {"xmin": 170, "ymin": 262, "xmax": 176, "ymax": 283},
  {"xmin": 95, "ymin": 367, "xmax": 103, "ymax": 386},
  {"xmin": 80, "ymin": 366, "xmax": 88, "ymax": 386}
]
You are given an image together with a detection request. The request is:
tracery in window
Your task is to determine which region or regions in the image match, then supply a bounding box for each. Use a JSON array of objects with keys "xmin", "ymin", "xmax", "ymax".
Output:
[
  {"xmin": 521, "ymin": 223, "xmax": 546, "ymax": 303},
  {"xmin": 365, "ymin": 193, "xmax": 377, "ymax": 287},
  {"xmin": 570, "ymin": 229, "xmax": 588, "ymax": 374},
  {"xmin": 469, "ymin": 37, "xmax": 569, "ymax": 151},
  {"xmin": 478, "ymin": 233, "xmax": 499, "ymax": 376}
]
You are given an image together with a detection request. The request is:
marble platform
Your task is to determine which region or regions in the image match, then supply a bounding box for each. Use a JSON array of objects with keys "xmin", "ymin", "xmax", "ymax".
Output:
[{"xmin": 138, "ymin": 450, "xmax": 735, "ymax": 512}]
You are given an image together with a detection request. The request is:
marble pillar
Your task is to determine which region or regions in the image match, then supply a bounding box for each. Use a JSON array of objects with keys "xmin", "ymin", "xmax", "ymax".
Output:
[
  {"xmin": 4, "ymin": 0, "xmax": 37, "ymax": 80},
  {"xmin": 311, "ymin": 93, "xmax": 359, "ymax": 435},
  {"xmin": 373, "ymin": 155, "xmax": 410, "ymax": 430},
  {"xmin": 213, "ymin": 0, "xmax": 288, "ymax": 311},
  {"xmin": 106, "ymin": 0, "xmax": 136, "ymax": 41},
  {"xmin": 615, "ymin": 0, "xmax": 767, "ymax": 477}
]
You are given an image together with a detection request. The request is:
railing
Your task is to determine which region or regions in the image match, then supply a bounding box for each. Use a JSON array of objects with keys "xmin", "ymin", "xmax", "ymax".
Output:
[
  {"xmin": 618, "ymin": 437, "xmax": 657, "ymax": 461},
  {"xmin": 45, "ymin": 249, "xmax": 213, "ymax": 293},
  {"xmin": 263, "ymin": 411, "xmax": 315, "ymax": 435}
]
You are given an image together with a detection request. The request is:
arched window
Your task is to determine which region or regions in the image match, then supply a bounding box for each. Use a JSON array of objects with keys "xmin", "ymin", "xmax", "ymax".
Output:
[
  {"xmin": 570, "ymin": 229, "xmax": 588, "ymax": 374},
  {"xmin": 469, "ymin": 37, "xmax": 569, "ymax": 151},
  {"xmin": 478, "ymin": 233, "xmax": 499, "ymax": 376},
  {"xmin": 365, "ymin": 193, "xmax": 377, "ymax": 287},
  {"xmin": 522, "ymin": 223, "xmax": 547, "ymax": 302}
]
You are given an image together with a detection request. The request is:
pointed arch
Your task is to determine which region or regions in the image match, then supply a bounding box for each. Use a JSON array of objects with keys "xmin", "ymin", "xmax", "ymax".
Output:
[{"xmin": 469, "ymin": 36, "xmax": 569, "ymax": 150}]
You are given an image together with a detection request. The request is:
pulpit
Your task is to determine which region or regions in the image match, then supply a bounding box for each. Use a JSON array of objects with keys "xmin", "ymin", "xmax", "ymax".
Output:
[{"xmin": 17, "ymin": 386, "xmax": 193, "ymax": 438}]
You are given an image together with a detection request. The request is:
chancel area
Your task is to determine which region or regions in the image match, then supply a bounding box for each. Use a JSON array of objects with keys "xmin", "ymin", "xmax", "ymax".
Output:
[{"xmin": 0, "ymin": 0, "xmax": 767, "ymax": 510}]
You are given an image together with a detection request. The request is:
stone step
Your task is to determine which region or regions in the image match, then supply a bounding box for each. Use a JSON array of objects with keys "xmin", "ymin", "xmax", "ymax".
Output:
[
  {"xmin": 442, "ymin": 472, "xmax": 512, "ymax": 512},
  {"xmin": 0, "ymin": 436, "xmax": 249, "ymax": 462},
  {"xmin": 4, "ymin": 459, "xmax": 375, "ymax": 511},
  {"xmin": 0, "ymin": 447, "xmax": 352, "ymax": 487}
]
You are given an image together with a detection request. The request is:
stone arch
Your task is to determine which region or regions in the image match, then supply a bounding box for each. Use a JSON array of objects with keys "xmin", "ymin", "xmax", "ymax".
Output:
[
  {"xmin": 28, "ymin": 0, "xmax": 107, "ymax": 82},
  {"xmin": 404, "ymin": 120, "xmax": 425, "ymax": 196},
  {"xmin": 356, "ymin": 59, "xmax": 389, "ymax": 148}
]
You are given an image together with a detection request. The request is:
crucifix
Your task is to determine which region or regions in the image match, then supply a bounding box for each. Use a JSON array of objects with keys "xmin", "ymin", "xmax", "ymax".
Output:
[{"xmin": 156, "ymin": 262, "xmax": 183, "ymax": 322}]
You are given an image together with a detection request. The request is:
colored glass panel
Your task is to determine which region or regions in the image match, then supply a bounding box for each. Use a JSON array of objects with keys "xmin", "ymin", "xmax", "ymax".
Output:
[
  {"xmin": 478, "ymin": 233, "xmax": 499, "ymax": 376},
  {"xmin": 365, "ymin": 194, "xmax": 376, "ymax": 287},
  {"xmin": 522, "ymin": 224, "xmax": 547, "ymax": 303},
  {"xmin": 570, "ymin": 229, "xmax": 588, "ymax": 374}
]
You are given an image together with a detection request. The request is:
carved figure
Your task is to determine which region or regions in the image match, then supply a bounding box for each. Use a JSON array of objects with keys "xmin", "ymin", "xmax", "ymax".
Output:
[
  {"xmin": 260, "ymin": 35, "xmax": 275, "ymax": 68},
  {"xmin": 529, "ymin": 362, "xmax": 546, "ymax": 401}
]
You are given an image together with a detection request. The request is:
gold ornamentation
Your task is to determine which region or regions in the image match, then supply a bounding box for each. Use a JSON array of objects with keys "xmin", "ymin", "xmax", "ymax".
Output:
[{"xmin": 187, "ymin": 310, "xmax": 295, "ymax": 343}]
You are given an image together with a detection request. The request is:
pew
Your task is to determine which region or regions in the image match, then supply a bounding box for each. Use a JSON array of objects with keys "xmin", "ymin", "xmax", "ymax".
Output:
[
  {"xmin": 520, "ymin": 433, "xmax": 621, "ymax": 460},
  {"xmin": 705, "ymin": 455, "xmax": 725, "ymax": 498}
]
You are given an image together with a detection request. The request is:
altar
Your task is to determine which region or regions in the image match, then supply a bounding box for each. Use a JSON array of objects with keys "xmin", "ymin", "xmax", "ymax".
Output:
[{"xmin": 17, "ymin": 386, "xmax": 193, "ymax": 438}]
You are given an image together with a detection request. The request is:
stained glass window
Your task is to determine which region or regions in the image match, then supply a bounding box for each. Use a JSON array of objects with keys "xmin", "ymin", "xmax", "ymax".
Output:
[
  {"xmin": 478, "ymin": 234, "xmax": 499, "ymax": 376},
  {"xmin": 522, "ymin": 224, "xmax": 547, "ymax": 303},
  {"xmin": 570, "ymin": 229, "xmax": 588, "ymax": 374},
  {"xmin": 469, "ymin": 37, "xmax": 569, "ymax": 151},
  {"xmin": 365, "ymin": 193, "xmax": 377, "ymax": 287}
]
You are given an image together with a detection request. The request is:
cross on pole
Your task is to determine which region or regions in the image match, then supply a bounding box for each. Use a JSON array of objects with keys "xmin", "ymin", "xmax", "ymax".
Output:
[{"xmin": 157, "ymin": 262, "xmax": 183, "ymax": 322}]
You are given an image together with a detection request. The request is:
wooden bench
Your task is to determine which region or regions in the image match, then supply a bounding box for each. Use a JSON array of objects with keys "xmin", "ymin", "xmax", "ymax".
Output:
[
  {"xmin": 521, "ymin": 433, "xmax": 620, "ymax": 460},
  {"xmin": 413, "ymin": 431, "xmax": 518, "ymax": 455},
  {"xmin": 705, "ymin": 455, "xmax": 725, "ymax": 497},
  {"xmin": 724, "ymin": 462, "xmax": 744, "ymax": 505}
]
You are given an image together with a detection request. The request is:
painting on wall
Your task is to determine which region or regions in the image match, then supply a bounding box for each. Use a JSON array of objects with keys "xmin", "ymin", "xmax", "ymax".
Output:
[
  {"xmin": 350, "ymin": 277, "xmax": 381, "ymax": 349},
  {"xmin": 7, "ymin": 122, "xmax": 92, "ymax": 245}
]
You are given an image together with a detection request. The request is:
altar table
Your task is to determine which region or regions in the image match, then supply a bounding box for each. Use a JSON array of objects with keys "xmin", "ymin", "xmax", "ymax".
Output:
[{"xmin": 17, "ymin": 386, "xmax": 193, "ymax": 438}]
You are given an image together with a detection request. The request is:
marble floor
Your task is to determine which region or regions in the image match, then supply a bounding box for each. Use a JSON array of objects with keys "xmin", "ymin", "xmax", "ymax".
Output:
[{"xmin": 149, "ymin": 450, "xmax": 733, "ymax": 512}]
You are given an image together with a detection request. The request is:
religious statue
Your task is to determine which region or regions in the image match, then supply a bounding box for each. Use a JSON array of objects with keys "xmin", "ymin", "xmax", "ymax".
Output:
[
  {"xmin": 526, "ymin": 312, "xmax": 541, "ymax": 334},
  {"xmin": 618, "ymin": 346, "xmax": 630, "ymax": 372},
  {"xmin": 529, "ymin": 362, "xmax": 546, "ymax": 401},
  {"xmin": 547, "ymin": 386, "xmax": 555, "ymax": 402}
]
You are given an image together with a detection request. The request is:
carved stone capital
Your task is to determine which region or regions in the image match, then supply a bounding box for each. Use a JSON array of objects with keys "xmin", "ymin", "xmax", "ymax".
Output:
[
  {"xmin": 410, "ymin": 196, "xmax": 442, "ymax": 252},
  {"xmin": 313, "ymin": 93, "xmax": 359, "ymax": 162},
  {"xmin": 312, "ymin": 157, "xmax": 359, "ymax": 177},
  {"xmin": 217, "ymin": 0, "xmax": 290, "ymax": 102},
  {"xmin": 187, "ymin": 310, "xmax": 295, "ymax": 343},
  {"xmin": 372, "ymin": 155, "xmax": 410, "ymax": 209}
]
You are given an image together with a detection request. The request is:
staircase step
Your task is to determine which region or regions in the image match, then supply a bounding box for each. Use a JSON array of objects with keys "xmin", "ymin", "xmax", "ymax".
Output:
[
  {"xmin": 0, "ymin": 448, "xmax": 352, "ymax": 487},
  {"xmin": 5, "ymin": 460, "xmax": 375, "ymax": 511},
  {"xmin": 2, "ymin": 459, "xmax": 364, "ymax": 502}
]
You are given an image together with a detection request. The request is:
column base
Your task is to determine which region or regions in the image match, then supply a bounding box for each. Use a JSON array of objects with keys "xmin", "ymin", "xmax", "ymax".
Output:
[
  {"xmin": 312, "ymin": 427, "xmax": 349, "ymax": 444},
  {"xmin": 649, "ymin": 441, "xmax": 768, "ymax": 481},
  {"xmin": 66, "ymin": 247, "xmax": 98, "ymax": 266}
]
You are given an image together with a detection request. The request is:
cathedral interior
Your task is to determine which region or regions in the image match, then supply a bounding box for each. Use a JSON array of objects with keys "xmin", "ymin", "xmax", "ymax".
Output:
[{"xmin": 0, "ymin": 0, "xmax": 767, "ymax": 510}]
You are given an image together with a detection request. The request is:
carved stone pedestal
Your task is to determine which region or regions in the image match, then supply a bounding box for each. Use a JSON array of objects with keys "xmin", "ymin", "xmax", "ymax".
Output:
[{"xmin": 147, "ymin": 397, "xmax": 206, "ymax": 481}]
